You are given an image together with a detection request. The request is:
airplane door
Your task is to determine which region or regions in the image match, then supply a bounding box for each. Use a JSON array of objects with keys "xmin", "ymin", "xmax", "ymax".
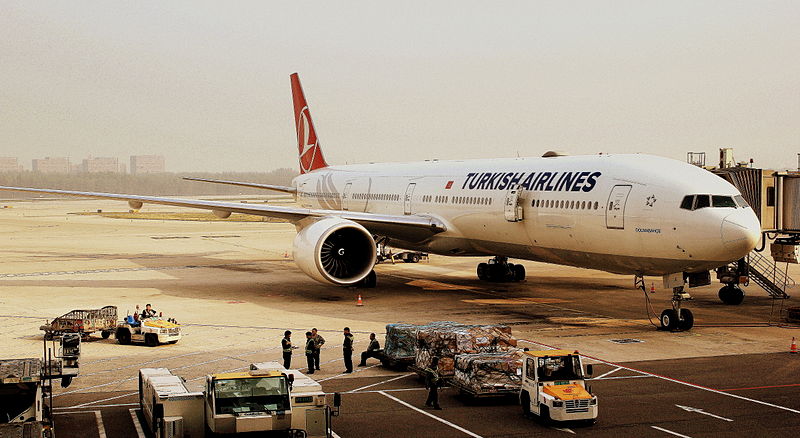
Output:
[
  {"xmin": 342, "ymin": 182, "xmax": 352, "ymax": 211},
  {"xmin": 504, "ymin": 185, "xmax": 524, "ymax": 222},
  {"xmin": 403, "ymin": 183, "xmax": 416, "ymax": 215},
  {"xmin": 606, "ymin": 185, "xmax": 632, "ymax": 229}
]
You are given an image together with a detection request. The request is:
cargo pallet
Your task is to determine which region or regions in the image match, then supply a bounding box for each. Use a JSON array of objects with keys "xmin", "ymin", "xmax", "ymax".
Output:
[
  {"xmin": 377, "ymin": 352, "xmax": 415, "ymax": 370},
  {"xmin": 449, "ymin": 377, "xmax": 519, "ymax": 399},
  {"xmin": 40, "ymin": 306, "xmax": 117, "ymax": 340}
]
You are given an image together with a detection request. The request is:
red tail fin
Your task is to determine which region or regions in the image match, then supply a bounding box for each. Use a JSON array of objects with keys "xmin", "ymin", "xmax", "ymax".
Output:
[{"xmin": 291, "ymin": 73, "xmax": 328, "ymax": 174}]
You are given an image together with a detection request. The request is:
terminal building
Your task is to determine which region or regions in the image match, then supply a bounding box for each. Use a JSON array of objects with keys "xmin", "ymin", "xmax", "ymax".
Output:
[
  {"xmin": 81, "ymin": 156, "xmax": 124, "ymax": 173},
  {"xmin": 32, "ymin": 157, "xmax": 70, "ymax": 173},
  {"xmin": 0, "ymin": 157, "xmax": 22, "ymax": 172},
  {"xmin": 130, "ymin": 155, "xmax": 165, "ymax": 174}
]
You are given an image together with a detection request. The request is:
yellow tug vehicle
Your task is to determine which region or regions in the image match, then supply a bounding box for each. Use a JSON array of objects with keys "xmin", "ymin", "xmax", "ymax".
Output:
[
  {"xmin": 116, "ymin": 315, "xmax": 181, "ymax": 347},
  {"xmin": 519, "ymin": 350, "xmax": 598, "ymax": 424}
]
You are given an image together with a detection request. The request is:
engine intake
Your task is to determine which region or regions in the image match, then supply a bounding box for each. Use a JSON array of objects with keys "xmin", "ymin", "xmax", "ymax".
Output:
[{"xmin": 293, "ymin": 217, "xmax": 376, "ymax": 285}]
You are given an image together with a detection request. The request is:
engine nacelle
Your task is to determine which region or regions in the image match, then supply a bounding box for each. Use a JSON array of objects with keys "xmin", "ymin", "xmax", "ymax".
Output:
[{"xmin": 293, "ymin": 217, "xmax": 376, "ymax": 285}]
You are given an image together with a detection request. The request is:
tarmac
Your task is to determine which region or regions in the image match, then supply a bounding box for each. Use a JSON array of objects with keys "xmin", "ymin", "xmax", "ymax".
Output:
[{"xmin": 1, "ymin": 198, "xmax": 799, "ymax": 437}]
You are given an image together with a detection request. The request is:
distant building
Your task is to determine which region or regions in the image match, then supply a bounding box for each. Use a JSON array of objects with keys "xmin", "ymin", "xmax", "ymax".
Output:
[
  {"xmin": 32, "ymin": 157, "xmax": 70, "ymax": 173},
  {"xmin": 0, "ymin": 157, "xmax": 23, "ymax": 172},
  {"xmin": 81, "ymin": 156, "xmax": 121, "ymax": 173},
  {"xmin": 130, "ymin": 155, "xmax": 165, "ymax": 174}
]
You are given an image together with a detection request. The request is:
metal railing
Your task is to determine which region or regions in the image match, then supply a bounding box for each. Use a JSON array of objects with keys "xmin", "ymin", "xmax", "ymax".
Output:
[{"xmin": 747, "ymin": 251, "xmax": 793, "ymax": 298}]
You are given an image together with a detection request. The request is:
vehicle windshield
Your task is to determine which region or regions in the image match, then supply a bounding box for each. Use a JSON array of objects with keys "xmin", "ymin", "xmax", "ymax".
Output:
[
  {"xmin": 214, "ymin": 376, "xmax": 290, "ymax": 415},
  {"xmin": 537, "ymin": 355, "xmax": 583, "ymax": 382}
]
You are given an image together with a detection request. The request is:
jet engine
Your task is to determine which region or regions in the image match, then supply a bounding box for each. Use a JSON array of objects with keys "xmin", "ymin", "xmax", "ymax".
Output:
[{"xmin": 293, "ymin": 217, "xmax": 376, "ymax": 285}]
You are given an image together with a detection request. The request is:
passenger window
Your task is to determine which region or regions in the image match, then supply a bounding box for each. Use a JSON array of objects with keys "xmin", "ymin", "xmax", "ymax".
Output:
[
  {"xmin": 680, "ymin": 195, "xmax": 694, "ymax": 210},
  {"xmin": 694, "ymin": 195, "xmax": 710, "ymax": 210},
  {"xmin": 594, "ymin": 201, "xmax": 599, "ymax": 210},
  {"xmin": 712, "ymin": 196, "xmax": 737, "ymax": 208}
]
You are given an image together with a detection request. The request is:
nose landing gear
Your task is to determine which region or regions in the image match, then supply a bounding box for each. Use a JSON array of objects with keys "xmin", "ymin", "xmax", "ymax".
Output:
[
  {"xmin": 477, "ymin": 256, "xmax": 526, "ymax": 282},
  {"xmin": 660, "ymin": 286, "xmax": 694, "ymax": 331}
]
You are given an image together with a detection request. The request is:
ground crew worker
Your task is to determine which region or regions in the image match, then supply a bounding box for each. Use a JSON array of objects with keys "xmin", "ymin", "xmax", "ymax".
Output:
[
  {"xmin": 311, "ymin": 328, "xmax": 325, "ymax": 371},
  {"xmin": 305, "ymin": 331, "xmax": 316, "ymax": 374},
  {"xmin": 424, "ymin": 357, "xmax": 442, "ymax": 410},
  {"xmin": 141, "ymin": 304, "xmax": 157, "ymax": 319},
  {"xmin": 358, "ymin": 333, "xmax": 381, "ymax": 366},
  {"xmin": 342, "ymin": 327, "xmax": 354, "ymax": 373},
  {"xmin": 281, "ymin": 330, "xmax": 296, "ymax": 369}
]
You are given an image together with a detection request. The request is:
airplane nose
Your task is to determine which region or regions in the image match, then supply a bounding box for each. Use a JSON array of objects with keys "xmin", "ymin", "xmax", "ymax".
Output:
[{"xmin": 721, "ymin": 209, "xmax": 761, "ymax": 254}]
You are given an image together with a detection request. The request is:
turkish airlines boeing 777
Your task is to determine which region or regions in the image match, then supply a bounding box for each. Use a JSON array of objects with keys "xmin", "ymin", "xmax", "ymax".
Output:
[{"xmin": 0, "ymin": 73, "xmax": 760, "ymax": 331}]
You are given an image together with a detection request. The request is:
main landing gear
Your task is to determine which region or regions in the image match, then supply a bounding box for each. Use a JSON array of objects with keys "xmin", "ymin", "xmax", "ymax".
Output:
[
  {"xmin": 718, "ymin": 285, "xmax": 745, "ymax": 305},
  {"xmin": 660, "ymin": 286, "xmax": 694, "ymax": 331},
  {"xmin": 477, "ymin": 256, "xmax": 526, "ymax": 282}
]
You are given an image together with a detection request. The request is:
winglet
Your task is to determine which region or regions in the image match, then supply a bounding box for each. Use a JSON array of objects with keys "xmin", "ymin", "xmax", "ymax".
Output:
[{"xmin": 291, "ymin": 73, "xmax": 328, "ymax": 174}]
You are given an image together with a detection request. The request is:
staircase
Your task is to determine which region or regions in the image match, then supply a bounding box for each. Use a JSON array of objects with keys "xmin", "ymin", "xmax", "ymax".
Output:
[{"xmin": 747, "ymin": 251, "xmax": 793, "ymax": 299}]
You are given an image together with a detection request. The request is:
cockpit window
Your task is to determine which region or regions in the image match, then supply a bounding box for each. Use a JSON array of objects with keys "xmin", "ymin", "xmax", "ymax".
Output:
[
  {"xmin": 693, "ymin": 195, "xmax": 710, "ymax": 210},
  {"xmin": 734, "ymin": 195, "xmax": 750, "ymax": 209},
  {"xmin": 680, "ymin": 196, "xmax": 694, "ymax": 210},
  {"xmin": 712, "ymin": 196, "xmax": 737, "ymax": 208}
]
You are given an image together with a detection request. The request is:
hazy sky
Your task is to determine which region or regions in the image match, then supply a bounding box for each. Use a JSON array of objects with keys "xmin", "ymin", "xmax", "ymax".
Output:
[{"xmin": 1, "ymin": 1, "xmax": 798, "ymax": 172}]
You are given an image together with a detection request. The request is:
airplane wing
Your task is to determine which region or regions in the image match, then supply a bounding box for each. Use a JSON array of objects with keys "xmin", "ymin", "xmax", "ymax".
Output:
[
  {"xmin": 182, "ymin": 177, "xmax": 296, "ymax": 194},
  {"xmin": 0, "ymin": 186, "xmax": 446, "ymax": 242}
]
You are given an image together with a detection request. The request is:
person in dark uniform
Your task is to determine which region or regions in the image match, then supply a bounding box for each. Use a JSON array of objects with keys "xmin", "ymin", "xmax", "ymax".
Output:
[
  {"xmin": 281, "ymin": 330, "xmax": 295, "ymax": 369},
  {"xmin": 342, "ymin": 327, "xmax": 354, "ymax": 373},
  {"xmin": 424, "ymin": 357, "xmax": 442, "ymax": 410},
  {"xmin": 140, "ymin": 304, "xmax": 157, "ymax": 319},
  {"xmin": 358, "ymin": 333, "xmax": 381, "ymax": 366},
  {"xmin": 304, "ymin": 331, "xmax": 316, "ymax": 374},
  {"xmin": 311, "ymin": 328, "xmax": 325, "ymax": 371}
]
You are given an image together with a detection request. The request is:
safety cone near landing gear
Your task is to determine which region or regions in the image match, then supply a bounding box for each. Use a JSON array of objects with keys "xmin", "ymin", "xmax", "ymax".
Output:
[
  {"xmin": 283, "ymin": 251, "xmax": 289, "ymax": 259},
  {"xmin": 356, "ymin": 295, "xmax": 364, "ymax": 306},
  {"xmin": 791, "ymin": 337, "xmax": 798, "ymax": 354},
  {"xmin": 650, "ymin": 283, "xmax": 656, "ymax": 294}
]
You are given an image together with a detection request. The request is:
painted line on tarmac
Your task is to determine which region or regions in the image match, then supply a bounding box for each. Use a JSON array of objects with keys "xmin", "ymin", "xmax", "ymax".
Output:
[
  {"xmin": 55, "ymin": 402, "xmax": 139, "ymax": 410},
  {"xmin": 594, "ymin": 366, "xmax": 622, "ymax": 379},
  {"xmin": 378, "ymin": 391, "xmax": 484, "ymax": 438},
  {"xmin": 130, "ymin": 409, "xmax": 146, "ymax": 438},
  {"xmin": 519, "ymin": 338, "xmax": 800, "ymax": 415},
  {"xmin": 317, "ymin": 363, "xmax": 381, "ymax": 382},
  {"xmin": 719, "ymin": 383, "xmax": 800, "ymax": 392},
  {"xmin": 348, "ymin": 373, "xmax": 415, "ymax": 393},
  {"xmin": 53, "ymin": 410, "xmax": 106, "ymax": 438},
  {"xmin": 590, "ymin": 375, "xmax": 652, "ymax": 381},
  {"xmin": 651, "ymin": 426, "xmax": 692, "ymax": 437}
]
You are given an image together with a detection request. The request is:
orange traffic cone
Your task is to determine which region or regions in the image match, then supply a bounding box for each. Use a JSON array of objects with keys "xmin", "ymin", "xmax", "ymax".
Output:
[
  {"xmin": 791, "ymin": 337, "xmax": 798, "ymax": 354},
  {"xmin": 283, "ymin": 251, "xmax": 289, "ymax": 259},
  {"xmin": 650, "ymin": 283, "xmax": 656, "ymax": 294},
  {"xmin": 356, "ymin": 295, "xmax": 364, "ymax": 306}
]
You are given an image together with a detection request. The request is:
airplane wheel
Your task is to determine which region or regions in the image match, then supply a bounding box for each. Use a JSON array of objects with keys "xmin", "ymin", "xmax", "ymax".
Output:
[
  {"xmin": 101, "ymin": 330, "xmax": 111, "ymax": 339},
  {"xmin": 477, "ymin": 263, "xmax": 488, "ymax": 281},
  {"xmin": 677, "ymin": 308, "xmax": 694, "ymax": 331},
  {"xmin": 513, "ymin": 264, "xmax": 526, "ymax": 282},
  {"xmin": 719, "ymin": 285, "xmax": 744, "ymax": 305},
  {"xmin": 660, "ymin": 309, "xmax": 679, "ymax": 331}
]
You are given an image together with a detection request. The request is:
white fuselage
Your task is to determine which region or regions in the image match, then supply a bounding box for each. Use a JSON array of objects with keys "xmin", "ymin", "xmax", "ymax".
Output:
[{"xmin": 292, "ymin": 154, "xmax": 760, "ymax": 276}]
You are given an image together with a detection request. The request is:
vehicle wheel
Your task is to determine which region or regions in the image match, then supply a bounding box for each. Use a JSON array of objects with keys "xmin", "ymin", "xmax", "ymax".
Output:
[
  {"xmin": 44, "ymin": 332, "xmax": 53, "ymax": 341},
  {"xmin": 116, "ymin": 328, "xmax": 131, "ymax": 345},
  {"xmin": 145, "ymin": 334, "xmax": 159, "ymax": 347},
  {"xmin": 477, "ymin": 263, "xmax": 488, "ymax": 281},
  {"xmin": 361, "ymin": 270, "xmax": 377, "ymax": 288},
  {"xmin": 720, "ymin": 285, "xmax": 744, "ymax": 305},
  {"xmin": 520, "ymin": 391, "xmax": 531, "ymax": 416},
  {"xmin": 410, "ymin": 254, "xmax": 420, "ymax": 263},
  {"xmin": 168, "ymin": 340, "xmax": 178, "ymax": 344},
  {"xmin": 513, "ymin": 264, "xmax": 526, "ymax": 282},
  {"xmin": 660, "ymin": 309, "xmax": 679, "ymax": 331},
  {"xmin": 677, "ymin": 308, "xmax": 694, "ymax": 331},
  {"xmin": 539, "ymin": 405, "xmax": 551, "ymax": 425},
  {"xmin": 101, "ymin": 330, "xmax": 111, "ymax": 339}
]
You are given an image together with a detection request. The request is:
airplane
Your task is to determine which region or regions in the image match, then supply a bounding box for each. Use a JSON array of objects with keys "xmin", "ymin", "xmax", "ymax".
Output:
[{"xmin": 0, "ymin": 73, "xmax": 761, "ymax": 331}]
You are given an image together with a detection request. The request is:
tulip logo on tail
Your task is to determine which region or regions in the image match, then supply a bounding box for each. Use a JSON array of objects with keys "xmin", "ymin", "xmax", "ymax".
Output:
[{"xmin": 297, "ymin": 106, "xmax": 322, "ymax": 173}]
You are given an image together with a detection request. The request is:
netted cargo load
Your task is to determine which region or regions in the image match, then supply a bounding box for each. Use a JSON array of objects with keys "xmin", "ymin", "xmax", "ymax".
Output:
[
  {"xmin": 383, "ymin": 321, "xmax": 456, "ymax": 361},
  {"xmin": 414, "ymin": 322, "xmax": 517, "ymax": 377},
  {"xmin": 453, "ymin": 350, "xmax": 525, "ymax": 395}
]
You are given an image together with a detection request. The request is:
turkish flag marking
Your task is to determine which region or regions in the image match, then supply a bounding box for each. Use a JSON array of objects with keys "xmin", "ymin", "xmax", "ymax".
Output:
[{"xmin": 445, "ymin": 181, "xmax": 454, "ymax": 189}]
